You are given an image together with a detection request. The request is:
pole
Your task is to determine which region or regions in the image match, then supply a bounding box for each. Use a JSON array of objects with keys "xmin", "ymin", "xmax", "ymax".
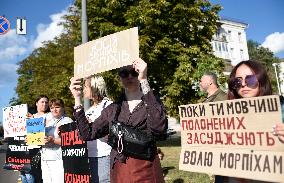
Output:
[
  {"xmin": 81, "ymin": 0, "xmax": 90, "ymax": 110},
  {"xmin": 272, "ymin": 63, "xmax": 281, "ymax": 95}
]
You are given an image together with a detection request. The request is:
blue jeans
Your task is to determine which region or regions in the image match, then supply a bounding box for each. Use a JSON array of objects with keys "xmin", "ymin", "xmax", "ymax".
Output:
[
  {"xmin": 21, "ymin": 172, "xmax": 35, "ymax": 183},
  {"xmin": 89, "ymin": 156, "xmax": 110, "ymax": 183}
]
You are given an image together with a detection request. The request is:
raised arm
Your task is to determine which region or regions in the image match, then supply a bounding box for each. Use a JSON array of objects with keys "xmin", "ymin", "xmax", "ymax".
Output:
[
  {"xmin": 133, "ymin": 58, "xmax": 168, "ymax": 138},
  {"xmin": 69, "ymin": 77, "xmax": 110, "ymax": 140}
]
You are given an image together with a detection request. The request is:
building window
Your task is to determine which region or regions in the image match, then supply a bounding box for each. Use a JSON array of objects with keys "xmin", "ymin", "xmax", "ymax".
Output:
[
  {"xmin": 218, "ymin": 42, "xmax": 222, "ymax": 52},
  {"xmin": 230, "ymin": 48, "xmax": 234, "ymax": 58},
  {"xmin": 214, "ymin": 42, "xmax": 218, "ymax": 51},
  {"xmin": 240, "ymin": 49, "xmax": 244, "ymax": 60},
  {"xmin": 238, "ymin": 32, "xmax": 242, "ymax": 42},
  {"xmin": 222, "ymin": 42, "xmax": 228, "ymax": 52},
  {"xmin": 228, "ymin": 30, "xmax": 232, "ymax": 41}
]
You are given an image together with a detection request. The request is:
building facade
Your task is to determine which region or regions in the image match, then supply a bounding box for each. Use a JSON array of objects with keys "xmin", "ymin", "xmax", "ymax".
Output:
[
  {"xmin": 211, "ymin": 18, "xmax": 249, "ymax": 73},
  {"xmin": 211, "ymin": 19, "xmax": 284, "ymax": 95}
]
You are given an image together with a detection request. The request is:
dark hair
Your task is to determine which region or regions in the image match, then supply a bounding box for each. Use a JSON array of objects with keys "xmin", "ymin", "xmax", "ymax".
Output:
[
  {"xmin": 203, "ymin": 71, "xmax": 218, "ymax": 86},
  {"xmin": 35, "ymin": 95, "xmax": 50, "ymax": 113},
  {"xmin": 49, "ymin": 98, "xmax": 65, "ymax": 108},
  {"xmin": 228, "ymin": 60, "xmax": 272, "ymax": 99}
]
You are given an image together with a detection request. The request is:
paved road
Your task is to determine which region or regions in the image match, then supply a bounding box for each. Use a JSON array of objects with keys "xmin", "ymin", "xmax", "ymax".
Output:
[{"xmin": 0, "ymin": 143, "xmax": 21, "ymax": 183}]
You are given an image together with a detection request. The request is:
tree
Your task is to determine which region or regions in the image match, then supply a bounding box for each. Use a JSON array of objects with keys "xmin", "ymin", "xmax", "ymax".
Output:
[
  {"xmin": 64, "ymin": 0, "xmax": 223, "ymax": 118},
  {"xmin": 247, "ymin": 40, "xmax": 282, "ymax": 93},
  {"xmin": 16, "ymin": 34, "xmax": 76, "ymax": 116},
  {"xmin": 16, "ymin": 0, "xmax": 223, "ymax": 118}
]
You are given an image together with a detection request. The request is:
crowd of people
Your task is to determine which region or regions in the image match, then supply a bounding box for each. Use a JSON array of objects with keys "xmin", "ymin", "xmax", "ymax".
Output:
[{"xmin": 5, "ymin": 58, "xmax": 284, "ymax": 183}]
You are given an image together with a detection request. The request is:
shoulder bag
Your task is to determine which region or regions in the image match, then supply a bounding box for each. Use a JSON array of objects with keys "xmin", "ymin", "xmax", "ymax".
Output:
[{"xmin": 107, "ymin": 102, "xmax": 156, "ymax": 160}]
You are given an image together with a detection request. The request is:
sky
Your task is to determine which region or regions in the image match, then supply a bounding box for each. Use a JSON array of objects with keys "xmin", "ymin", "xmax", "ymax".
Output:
[{"xmin": 0, "ymin": 0, "xmax": 284, "ymax": 122}]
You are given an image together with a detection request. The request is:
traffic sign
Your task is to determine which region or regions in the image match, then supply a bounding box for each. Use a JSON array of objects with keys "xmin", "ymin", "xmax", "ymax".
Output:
[
  {"xmin": 0, "ymin": 16, "xmax": 11, "ymax": 35},
  {"xmin": 16, "ymin": 18, "xmax": 26, "ymax": 35}
]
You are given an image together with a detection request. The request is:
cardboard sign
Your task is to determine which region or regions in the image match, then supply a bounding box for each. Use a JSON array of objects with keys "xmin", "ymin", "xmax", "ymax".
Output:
[
  {"xmin": 74, "ymin": 27, "xmax": 139, "ymax": 78},
  {"xmin": 179, "ymin": 95, "xmax": 284, "ymax": 182},
  {"xmin": 26, "ymin": 117, "xmax": 45, "ymax": 145},
  {"xmin": 60, "ymin": 122, "xmax": 90, "ymax": 183},
  {"xmin": 3, "ymin": 104, "xmax": 28, "ymax": 138},
  {"xmin": 3, "ymin": 137, "xmax": 31, "ymax": 172}
]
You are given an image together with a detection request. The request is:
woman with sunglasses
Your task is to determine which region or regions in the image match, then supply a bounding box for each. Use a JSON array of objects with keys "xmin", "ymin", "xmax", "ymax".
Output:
[
  {"xmin": 69, "ymin": 58, "xmax": 167, "ymax": 183},
  {"xmin": 216, "ymin": 60, "xmax": 284, "ymax": 183}
]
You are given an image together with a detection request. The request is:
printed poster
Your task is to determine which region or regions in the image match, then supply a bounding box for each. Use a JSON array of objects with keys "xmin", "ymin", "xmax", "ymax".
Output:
[
  {"xmin": 60, "ymin": 122, "xmax": 90, "ymax": 183},
  {"xmin": 26, "ymin": 117, "xmax": 45, "ymax": 145},
  {"xmin": 3, "ymin": 136, "xmax": 31, "ymax": 171},
  {"xmin": 3, "ymin": 104, "xmax": 28, "ymax": 138}
]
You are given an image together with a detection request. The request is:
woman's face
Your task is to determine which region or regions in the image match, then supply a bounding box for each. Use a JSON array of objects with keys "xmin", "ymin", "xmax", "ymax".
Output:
[
  {"xmin": 235, "ymin": 64, "xmax": 260, "ymax": 98},
  {"xmin": 83, "ymin": 79, "xmax": 92, "ymax": 99},
  {"xmin": 36, "ymin": 97, "xmax": 49, "ymax": 113},
  {"xmin": 119, "ymin": 66, "xmax": 140, "ymax": 91},
  {"xmin": 50, "ymin": 105, "xmax": 64, "ymax": 119}
]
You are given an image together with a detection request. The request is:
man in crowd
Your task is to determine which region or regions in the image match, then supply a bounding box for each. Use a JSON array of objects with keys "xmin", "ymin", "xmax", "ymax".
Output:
[{"xmin": 199, "ymin": 71, "xmax": 227, "ymax": 103}]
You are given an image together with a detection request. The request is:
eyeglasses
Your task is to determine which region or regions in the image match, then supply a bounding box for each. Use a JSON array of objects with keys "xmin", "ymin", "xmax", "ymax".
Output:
[
  {"xmin": 230, "ymin": 74, "xmax": 258, "ymax": 90},
  {"xmin": 118, "ymin": 69, "xmax": 139, "ymax": 78}
]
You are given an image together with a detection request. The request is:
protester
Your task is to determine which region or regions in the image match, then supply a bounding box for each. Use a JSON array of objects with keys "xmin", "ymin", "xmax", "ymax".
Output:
[
  {"xmin": 84, "ymin": 76, "xmax": 112, "ymax": 183},
  {"xmin": 41, "ymin": 98, "xmax": 73, "ymax": 183},
  {"xmin": 22, "ymin": 95, "xmax": 51, "ymax": 183},
  {"xmin": 216, "ymin": 60, "xmax": 280, "ymax": 183},
  {"xmin": 199, "ymin": 72, "xmax": 227, "ymax": 182},
  {"xmin": 200, "ymin": 71, "xmax": 227, "ymax": 102},
  {"xmin": 70, "ymin": 58, "xmax": 167, "ymax": 183}
]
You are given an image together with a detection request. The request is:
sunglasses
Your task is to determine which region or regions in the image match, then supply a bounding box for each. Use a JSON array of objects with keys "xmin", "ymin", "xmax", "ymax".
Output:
[
  {"xmin": 118, "ymin": 69, "xmax": 139, "ymax": 78},
  {"xmin": 230, "ymin": 74, "xmax": 259, "ymax": 90}
]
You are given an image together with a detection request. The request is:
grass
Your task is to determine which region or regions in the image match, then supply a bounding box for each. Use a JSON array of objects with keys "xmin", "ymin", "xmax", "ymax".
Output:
[{"xmin": 157, "ymin": 136, "xmax": 212, "ymax": 183}]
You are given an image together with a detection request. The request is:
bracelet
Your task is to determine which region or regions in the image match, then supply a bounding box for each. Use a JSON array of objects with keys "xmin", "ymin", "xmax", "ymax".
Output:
[
  {"xmin": 74, "ymin": 105, "xmax": 83, "ymax": 112},
  {"xmin": 140, "ymin": 79, "xmax": 151, "ymax": 94}
]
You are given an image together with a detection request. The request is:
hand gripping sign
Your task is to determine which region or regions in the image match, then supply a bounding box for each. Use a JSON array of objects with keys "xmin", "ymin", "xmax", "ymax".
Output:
[
  {"xmin": 179, "ymin": 95, "xmax": 284, "ymax": 182},
  {"xmin": 74, "ymin": 27, "xmax": 139, "ymax": 78}
]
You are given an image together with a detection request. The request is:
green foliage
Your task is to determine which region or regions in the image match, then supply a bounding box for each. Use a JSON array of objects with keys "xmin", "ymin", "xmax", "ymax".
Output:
[
  {"xmin": 16, "ymin": 0, "xmax": 223, "ymax": 118},
  {"xmin": 16, "ymin": 34, "xmax": 76, "ymax": 116},
  {"xmin": 247, "ymin": 40, "xmax": 282, "ymax": 94}
]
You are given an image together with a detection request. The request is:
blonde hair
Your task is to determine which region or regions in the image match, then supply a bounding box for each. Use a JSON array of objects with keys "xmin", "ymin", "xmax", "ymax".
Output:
[{"xmin": 90, "ymin": 76, "xmax": 107, "ymax": 99}]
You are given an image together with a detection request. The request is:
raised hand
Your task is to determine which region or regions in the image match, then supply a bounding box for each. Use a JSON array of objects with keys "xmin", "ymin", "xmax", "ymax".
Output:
[
  {"xmin": 133, "ymin": 58, "xmax": 147, "ymax": 81},
  {"xmin": 273, "ymin": 123, "xmax": 284, "ymax": 143},
  {"xmin": 69, "ymin": 77, "xmax": 82, "ymax": 98}
]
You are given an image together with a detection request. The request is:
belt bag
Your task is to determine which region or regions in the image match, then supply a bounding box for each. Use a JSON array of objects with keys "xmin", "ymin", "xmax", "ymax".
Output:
[{"xmin": 108, "ymin": 121, "xmax": 156, "ymax": 160}]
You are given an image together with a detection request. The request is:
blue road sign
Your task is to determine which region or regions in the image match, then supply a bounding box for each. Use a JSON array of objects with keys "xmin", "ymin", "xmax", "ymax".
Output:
[{"xmin": 0, "ymin": 16, "xmax": 11, "ymax": 35}]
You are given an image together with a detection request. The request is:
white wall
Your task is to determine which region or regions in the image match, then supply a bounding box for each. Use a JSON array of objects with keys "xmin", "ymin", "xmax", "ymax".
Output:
[{"xmin": 211, "ymin": 19, "xmax": 249, "ymax": 66}]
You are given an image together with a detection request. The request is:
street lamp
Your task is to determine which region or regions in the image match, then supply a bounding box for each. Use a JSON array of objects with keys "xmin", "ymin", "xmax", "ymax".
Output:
[
  {"xmin": 272, "ymin": 63, "xmax": 281, "ymax": 95},
  {"xmin": 82, "ymin": 0, "xmax": 90, "ymax": 110}
]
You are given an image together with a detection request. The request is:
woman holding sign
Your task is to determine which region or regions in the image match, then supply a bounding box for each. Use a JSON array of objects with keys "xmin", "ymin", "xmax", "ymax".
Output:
[
  {"xmin": 83, "ymin": 76, "xmax": 112, "ymax": 183},
  {"xmin": 41, "ymin": 98, "xmax": 73, "ymax": 183},
  {"xmin": 216, "ymin": 60, "xmax": 282, "ymax": 183},
  {"xmin": 70, "ymin": 58, "xmax": 167, "ymax": 183},
  {"xmin": 23, "ymin": 95, "xmax": 51, "ymax": 183}
]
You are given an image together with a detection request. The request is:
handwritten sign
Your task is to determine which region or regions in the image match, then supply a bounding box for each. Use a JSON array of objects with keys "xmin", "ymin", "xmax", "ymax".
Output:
[
  {"xmin": 179, "ymin": 95, "xmax": 284, "ymax": 182},
  {"xmin": 60, "ymin": 122, "xmax": 90, "ymax": 183},
  {"xmin": 74, "ymin": 27, "xmax": 139, "ymax": 78},
  {"xmin": 26, "ymin": 117, "xmax": 45, "ymax": 145},
  {"xmin": 3, "ymin": 104, "xmax": 28, "ymax": 138},
  {"xmin": 3, "ymin": 137, "xmax": 31, "ymax": 171}
]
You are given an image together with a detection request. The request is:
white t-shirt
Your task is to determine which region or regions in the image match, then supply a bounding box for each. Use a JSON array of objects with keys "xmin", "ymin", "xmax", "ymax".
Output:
[
  {"xmin": 41, "ymin": 116, "xmax": 73, "ymax": 161},
  {"xmin": 85, "ymin": 98, "xmax": 112, "ymax": 157}
]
